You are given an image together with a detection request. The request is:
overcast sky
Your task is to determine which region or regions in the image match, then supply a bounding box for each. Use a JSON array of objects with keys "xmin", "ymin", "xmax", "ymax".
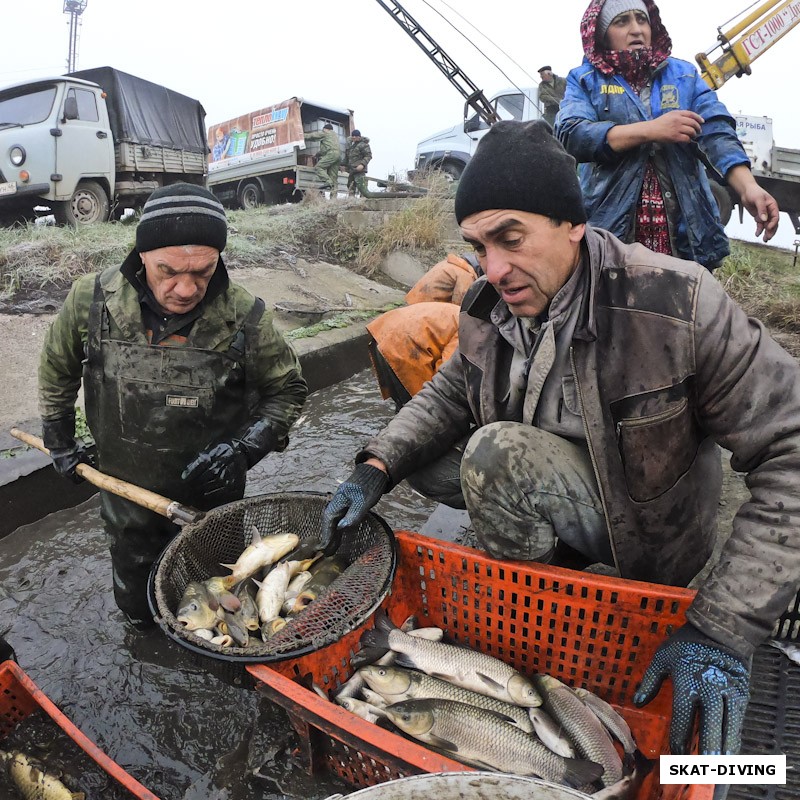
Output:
[{"xmin": 4, "ymin": 0, "xmax": 799, "ymax": 250}]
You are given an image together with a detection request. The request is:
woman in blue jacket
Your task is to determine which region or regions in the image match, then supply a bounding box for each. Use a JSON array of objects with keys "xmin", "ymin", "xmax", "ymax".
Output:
[{"xmin": 556, "ymin": 0, "xmax": 779, "ymax": 269}]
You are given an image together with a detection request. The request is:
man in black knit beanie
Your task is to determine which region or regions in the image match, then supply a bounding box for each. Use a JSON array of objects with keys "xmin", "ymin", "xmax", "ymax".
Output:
[{"xmin": 324, "ymin": 119, "xmax": 800, "ymax": 760}]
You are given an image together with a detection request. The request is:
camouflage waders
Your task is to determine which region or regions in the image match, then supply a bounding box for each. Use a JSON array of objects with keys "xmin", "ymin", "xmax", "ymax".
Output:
[{"xmin": 84, "ymin": 276, "xmax": 265, "ymax": 624}]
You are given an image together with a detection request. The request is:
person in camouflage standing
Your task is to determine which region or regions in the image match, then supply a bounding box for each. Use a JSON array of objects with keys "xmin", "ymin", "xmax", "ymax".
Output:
[
  {"xmin": 305, "ymin": 123, "xmax": 341, "ymax": 194},
  {"xmin": 38, "ymin": 184, "xmax": 308, "ymax": 629},
  {"xmin": 537, "ymin": 66, "xmax": 567, "ymax": 128},
  {"xmin": 344, "ymin": 130, "xmax": 372, "ymax": 197}
]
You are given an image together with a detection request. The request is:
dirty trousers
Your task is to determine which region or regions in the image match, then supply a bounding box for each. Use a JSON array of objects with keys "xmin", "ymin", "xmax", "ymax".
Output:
[
  {"xmin": 101, "ymin": 492, "xmax": 179, "ymax": 626},
  {"xmin": 459, "ymin": 422, "xmax": 613, "ymax": 564}
]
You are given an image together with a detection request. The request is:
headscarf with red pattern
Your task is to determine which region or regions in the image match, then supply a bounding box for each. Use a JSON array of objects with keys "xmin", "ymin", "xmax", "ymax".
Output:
[
  {"xmin": 579, "ymin": 0, "xmax": 676, "ymax": 254},
  {"xmin": 580, "ymin": 0, "xmax": 672, "ymax": 91}
]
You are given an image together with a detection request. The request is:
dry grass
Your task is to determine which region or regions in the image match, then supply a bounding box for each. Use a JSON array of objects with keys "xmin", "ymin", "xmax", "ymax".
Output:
[
  {"xmin": 716, "ymin": 241, "xmax": 800, "ymax": 332},
  {"xmin": 0, "ymin": 219, "xmax": 134, "ymax": 298},
  {"xmin": 2, "ymin": 201, "xmax": 797, "ymax": 335}
]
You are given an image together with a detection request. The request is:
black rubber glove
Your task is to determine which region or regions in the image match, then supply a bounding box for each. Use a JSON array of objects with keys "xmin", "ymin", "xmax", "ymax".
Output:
[
  {"xmin": 633, "ymin": 622, "xmax": 750, "ymax": 755},
  {"xmin": 42, "ymin": 415, "xmax": 95, "ymax": 484},
  {"xmin": 321, "ymin": 463, "xmax": 389, "ymax": 554},
  {"xmin": 181, "ymin": 420, "xmax": 279, "ymax": 497}
]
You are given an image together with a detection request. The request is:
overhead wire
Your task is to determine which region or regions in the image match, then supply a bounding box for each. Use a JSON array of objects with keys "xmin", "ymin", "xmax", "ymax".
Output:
[
  {"xmin": 429, "ymin": 0, "xmax": 540, "ymax": 85},
  {"xmin": 416, "ymin": 0, "xmax": 540, "ymax": 108}
]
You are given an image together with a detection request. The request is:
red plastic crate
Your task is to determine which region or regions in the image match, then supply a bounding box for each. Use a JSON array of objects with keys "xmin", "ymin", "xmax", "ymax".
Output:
[
  {"xmin": 249, "ymin": 530, "xmax": 714, "ymax": 799},
  {"xmin": 0, "ymin": 660, "xmax": 160, "ymax": 799}
]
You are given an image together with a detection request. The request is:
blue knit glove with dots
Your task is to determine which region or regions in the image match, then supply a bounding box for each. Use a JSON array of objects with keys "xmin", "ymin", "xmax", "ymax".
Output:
[
  {"xmin": 633, "ymin": 623, "xmax": 750, "ymax": 755},
  {"xmin": 321, "ymin": 463, "xmax": 389, "ymax": 555}
]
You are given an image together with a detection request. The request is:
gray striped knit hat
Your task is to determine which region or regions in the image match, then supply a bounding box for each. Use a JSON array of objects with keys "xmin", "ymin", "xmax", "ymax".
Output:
[{"xmin": 136, "ymin": 183, "xmax": 228, "ymax": 253}]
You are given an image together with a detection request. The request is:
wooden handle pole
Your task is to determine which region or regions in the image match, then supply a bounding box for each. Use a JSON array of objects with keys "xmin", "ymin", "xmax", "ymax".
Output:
[{"xmin": 10, "ymin": 428, "xmax": 204, "ymax": 526}]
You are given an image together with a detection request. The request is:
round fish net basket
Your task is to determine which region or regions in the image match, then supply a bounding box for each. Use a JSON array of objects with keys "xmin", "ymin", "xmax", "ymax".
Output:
[{"xmin": 148, "ymin": 492, "xmax": 396, "ymax": 663}]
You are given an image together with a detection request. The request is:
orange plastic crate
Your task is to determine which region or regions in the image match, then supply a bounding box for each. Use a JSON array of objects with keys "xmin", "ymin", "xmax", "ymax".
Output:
[
  {"xmin": 0, "ymin": 660, "xmax": 160, "ymax": 800},
  {"xmin": 249, "ymin": 530, "xmax": 714, "ymax": 799}
]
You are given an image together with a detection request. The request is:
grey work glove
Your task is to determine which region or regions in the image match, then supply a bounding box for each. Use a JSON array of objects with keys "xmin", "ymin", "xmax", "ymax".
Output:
[
  {"xmin": 181, "ymin": 420, "xmax": 279, "ymax": 498},
  {"xmin": 42, "ymin": 415, "xmax": 96, "ymax": 484},
  {"xmin": 633, "ymin": 622, "xmax": 750, "ymax": 755},
  {"xmin": 320, "ymin": 463, "xmax": 389, "ymax": 555}
]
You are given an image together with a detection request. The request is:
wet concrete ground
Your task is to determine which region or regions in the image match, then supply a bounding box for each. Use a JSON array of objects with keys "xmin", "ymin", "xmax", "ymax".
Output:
[{"xmin": 0, "ymin": 370, "xmax": 440, "ymax": 800}]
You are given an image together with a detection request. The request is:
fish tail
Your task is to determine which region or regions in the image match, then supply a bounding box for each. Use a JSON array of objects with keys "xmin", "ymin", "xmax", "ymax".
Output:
[
  {"xmin": 373, "ymin": 607, "xmax": 399, "ymax": 634},
  {"xmin": 561, "ymin": 757, "xmax": 605, "ymax": 789},
  {"xmin": 359, "ymin": 608, "xmax": 398, "ymax": 648},
  {"xmin": 351, "ymin": 646, "xmax": 391, "ymax": 671},
  {"xmin": 360, "ymin": 626, "xmax": 390, "ymax": 651},
  {"xmin": 623, "ymin": 748, "xmax": 654, "ymax": 778}
]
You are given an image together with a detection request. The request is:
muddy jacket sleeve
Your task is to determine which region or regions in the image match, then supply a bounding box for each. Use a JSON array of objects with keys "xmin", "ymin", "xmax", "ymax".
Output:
[
  {"xmin": 686, "ymin": 270, "xmax": 800, "ymax": 657},
  {"xmin": 38, "ymin": 274, "xmax": 94, "ymax": 422},
  {"xmin": 246, "ymin": 312, "xmax": 308, "ymax": 447},
  {"xmin": 357, "ymin": 350, "xmax": 474, "ymax": 485}
]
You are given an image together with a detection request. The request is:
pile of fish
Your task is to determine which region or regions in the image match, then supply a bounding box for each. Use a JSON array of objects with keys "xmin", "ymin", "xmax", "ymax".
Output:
[
  {"xmin": 0, "ymin": 748, "xmax": 84, "ymax": 800},
  {"xmin": 174, "ymin": 526, "xmax": 343, "ymax": 649},
  {"xmin": 327, "ymin": 609, "xmax": 649, "ymax": 798}
]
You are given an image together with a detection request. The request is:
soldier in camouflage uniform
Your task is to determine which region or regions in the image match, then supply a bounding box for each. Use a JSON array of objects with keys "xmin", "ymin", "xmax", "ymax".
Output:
[
  {"xmin": 344, "ymin": 130, "xmax": 372, "ymax": 197},
  {"xmin": 537, "ymin": 66, "xmax": 567, "ymax": 128},
  {"xmin": 305, "ymin": 123, "xmax": 341, "ymax": 193},
  {"xmin": 38, "ymin": 184, "xmax": 308, "ymax": 628}
]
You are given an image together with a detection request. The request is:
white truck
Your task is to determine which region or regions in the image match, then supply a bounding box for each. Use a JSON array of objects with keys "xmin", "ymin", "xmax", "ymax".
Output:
[
  {"xmin": 413, "ymin": 87, "xmax": 542, "ymax": 183},
  {"xmin": 206, "ymin": 97, "xmax": 354, "ymax": 209},
  {"xmin": 0, "ymin": 66, "xmax": 207, "ymax": 226}
]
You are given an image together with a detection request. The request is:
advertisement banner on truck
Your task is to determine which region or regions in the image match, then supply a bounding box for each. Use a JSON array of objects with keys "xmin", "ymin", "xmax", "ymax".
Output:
[{"xmin": 208, "ymin": 98, "xmax": 304, "ymax": 172}]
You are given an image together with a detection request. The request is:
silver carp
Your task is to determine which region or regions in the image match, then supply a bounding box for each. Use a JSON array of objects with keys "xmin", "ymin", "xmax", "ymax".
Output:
[
  {"xmin": 254, "ymin": 561, "xmax": 293, "ymax": 624},
  {"xmin": 573, "ymin": 686, "xmax": 637, "ymax": 755},
  {"xmin": 360, "ymin": 610, "xmax": 541, "ymax": 708},
  {"xmin": 534, "ymin": 674, "xmax": 623, "ymax": 788},
  {"xmin": 336, "ymin": 696, "xmax": 386, "ymax": 723},
  {"xmin": 220, "ymin": 527, "xmax": 299, "ymax": 587},
  {"xmin": 359, "ymin": 664, "xmax": 535, "ymax": 733},
  {"xmin": 383, "ymin": 698, "xmax": 604, "ymax": 788}
]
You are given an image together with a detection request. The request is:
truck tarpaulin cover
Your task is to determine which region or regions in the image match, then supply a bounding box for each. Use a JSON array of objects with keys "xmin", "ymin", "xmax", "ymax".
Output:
[
  {"xmin": 67, "ymin": 67, "xmax": 208, "ymax": 154},
  {"xmin": 207, "ymin": 98, "xmax": 305, "ymax": 172}
]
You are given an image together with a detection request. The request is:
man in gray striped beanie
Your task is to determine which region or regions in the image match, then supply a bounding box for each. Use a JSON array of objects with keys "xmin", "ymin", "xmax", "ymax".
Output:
[{"xmin": 38, "ymin": 181, "xmax": 307, "ymax": 629}]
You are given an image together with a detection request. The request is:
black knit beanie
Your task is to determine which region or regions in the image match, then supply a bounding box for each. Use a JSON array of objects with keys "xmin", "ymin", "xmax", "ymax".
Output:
[
  {"xmin": 135, "ymin": 183, "xmax": 228, "ymax": 253},
  {"xmin": 455, "ymin": 120, "xmax": 587, "ymax": 225}
]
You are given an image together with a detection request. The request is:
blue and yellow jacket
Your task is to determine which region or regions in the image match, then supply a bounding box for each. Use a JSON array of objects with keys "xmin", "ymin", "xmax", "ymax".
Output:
[{"xmin": 556, "ymin": 55, "xmax": 750, "ymax": 267}]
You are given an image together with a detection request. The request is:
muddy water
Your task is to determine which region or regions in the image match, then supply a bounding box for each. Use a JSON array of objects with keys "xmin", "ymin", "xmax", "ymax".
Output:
[{"xmin": 0, "ymin": 370, "xmax": 440, "ymax": 800}]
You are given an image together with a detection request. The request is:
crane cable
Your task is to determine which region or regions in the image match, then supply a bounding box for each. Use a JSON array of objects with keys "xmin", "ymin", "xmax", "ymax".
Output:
[{"xmin": 417, "ymin": 0, "xmax": 543, "ymax": 111}]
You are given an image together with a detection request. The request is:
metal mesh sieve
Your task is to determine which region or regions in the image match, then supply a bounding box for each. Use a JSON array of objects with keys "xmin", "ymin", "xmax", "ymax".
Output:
[{"xmin": 148, "ymin": 492, "xmax": 396, "ymax": 663}]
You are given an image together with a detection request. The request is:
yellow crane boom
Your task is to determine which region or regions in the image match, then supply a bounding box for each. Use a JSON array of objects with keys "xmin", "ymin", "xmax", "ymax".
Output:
[{"xmin": 696, "ymin": 0, "xmax": 800, "ymax": 89}]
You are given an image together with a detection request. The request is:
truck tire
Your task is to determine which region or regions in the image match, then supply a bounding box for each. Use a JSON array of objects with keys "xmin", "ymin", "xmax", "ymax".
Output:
[
  {"xmin": 439, "ymin": 162, "xmax": 464, "ymax": 182},
  {"xmin": 238, "ymin": 181, "xmax": 263, "ymax": 210},
  {"xmin": 710, "ymin": 182, "xmax": 734, "ymax": 226},
  {"xmin": 54, "ymin": 180, "xmax": 110, "ymax": 226}
]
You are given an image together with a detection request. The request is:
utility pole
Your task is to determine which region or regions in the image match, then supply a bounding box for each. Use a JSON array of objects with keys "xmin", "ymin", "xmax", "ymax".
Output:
[{"xmin": 64, "ymin": 0, "xmax": 88, "ymax": 73}]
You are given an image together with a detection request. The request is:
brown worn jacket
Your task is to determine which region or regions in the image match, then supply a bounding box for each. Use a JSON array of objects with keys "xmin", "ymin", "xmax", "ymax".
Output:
[{"xmin": 360, "ymin": 226, "xmax": 800, "ymax": 657}]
